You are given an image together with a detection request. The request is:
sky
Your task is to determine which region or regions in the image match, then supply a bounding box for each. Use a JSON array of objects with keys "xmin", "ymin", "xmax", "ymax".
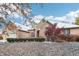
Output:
[
  {"xmin": 30, "ymin": 3, "xmax": 79, "ymax": 24},
  {"xmin": 32, "ymin": 3, "xmax": 79, "ymax": 17},
  {"xmin": 1, "ymin": 3, "xmax": 79, "ymax": 29},
  {"xmin": 7, "ymin": 3, "xmax": 79, "ymax": 25}
]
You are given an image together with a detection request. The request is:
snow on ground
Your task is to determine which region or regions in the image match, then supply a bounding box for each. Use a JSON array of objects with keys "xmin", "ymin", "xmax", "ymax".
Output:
[{"xmin": 0, "ymin": 40, "xmax": 7, "ymax": 45}]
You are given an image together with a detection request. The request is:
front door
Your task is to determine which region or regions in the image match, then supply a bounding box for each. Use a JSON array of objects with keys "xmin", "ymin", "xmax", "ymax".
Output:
[{"xmin": 37, "ymin": 30, "xmax": 40, "ymax": 37}]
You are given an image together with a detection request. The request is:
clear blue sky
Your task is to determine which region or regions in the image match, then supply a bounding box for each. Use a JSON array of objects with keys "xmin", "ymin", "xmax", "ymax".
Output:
[{"xmin": 32, "ymin": 3, "xmax": 79, "ymax": 17}]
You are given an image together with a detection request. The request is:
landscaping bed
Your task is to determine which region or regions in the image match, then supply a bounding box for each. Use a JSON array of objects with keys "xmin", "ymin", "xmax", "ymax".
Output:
[
  {"xmin": 7, "ymin": 38, "xmax": 45, "ymax": 42},
  {"xmin": 7, "ymin": 35, "xmax": 79, "ymax": 42}
]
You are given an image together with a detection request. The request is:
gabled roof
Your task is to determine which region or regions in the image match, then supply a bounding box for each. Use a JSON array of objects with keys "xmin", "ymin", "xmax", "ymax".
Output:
[
  {"xmin": 14, "ymin": 22, "xmax": 33, "ymax": 31},
  {"xmin": 37, "ymin": 19, "xmax": 79, "ymax": 29},
  {"xmin": 9, "ymin": 20, "xmax": 33, "ymax": 32},
  {"xmin": 48, "ymin": 20, "xmax": 79, "ymax": 29},
  {"xmin": 7, "ymin": 18, "xmax": 79, "ymax": 32},
  {"xmin": 18, "ymin": 29, "xmax": 30, "ymax": 33}
]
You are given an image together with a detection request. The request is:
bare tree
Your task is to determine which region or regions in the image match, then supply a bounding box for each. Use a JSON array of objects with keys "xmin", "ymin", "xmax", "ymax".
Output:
[{"xmin": 0, "ymin": 3, "xmax": 32, "ymax": 23}]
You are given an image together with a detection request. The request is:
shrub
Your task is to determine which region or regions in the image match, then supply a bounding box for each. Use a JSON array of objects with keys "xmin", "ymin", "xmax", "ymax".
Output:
[
  {"xmin": 56, "ymin": 34, "xmax": 79, "ymax": 42},
  {"xmin": 73, "ymin": 35, "xmax": 79, "ymax": 42},
  {"xmin": 45, "ymin": 23, "xmax": 63, "ymax": 41},
  {"xmin": 7, "ymin": 38, "xmax": 45, "ymax": 42}
]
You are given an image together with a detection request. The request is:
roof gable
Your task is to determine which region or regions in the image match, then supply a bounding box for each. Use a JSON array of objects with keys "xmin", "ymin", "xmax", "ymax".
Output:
[
  {"xmin": 35, "ymin": 18, "xmax": 79, "ymax": 29},
  {"xmin": 35, "ymin": 19, "xmax": 52, "ymax": 28}
]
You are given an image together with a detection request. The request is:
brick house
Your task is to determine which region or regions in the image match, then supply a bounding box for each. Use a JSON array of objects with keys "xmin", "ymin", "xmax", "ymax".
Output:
[
  {"xmin": 16, "ymin": 29, "xmax": 30, "ymax": 38},
  {"xmin": 14, "ymin": 22, "xmax": 35, "ymax": 38},
  {"xmin": 0, "ymin": 21, "xmax": 35, "ymax": 39},
  {"xmin": 1, "ymin": 19, "xmax": 79, "ymax": 39},
  {"xmin": 34, "ymin": 19, "xmax": 50, "ymax": 38},
  {"xmin": 16, "ymin": 19, "xmax": 79, "ymax": 38},
  {"xmin": 33, "ymin": 19, "xmax": 79, "ymax": 38},
  {"xmin": 63, "ymin": 27, "xmax": 79, "ymax": 36}
]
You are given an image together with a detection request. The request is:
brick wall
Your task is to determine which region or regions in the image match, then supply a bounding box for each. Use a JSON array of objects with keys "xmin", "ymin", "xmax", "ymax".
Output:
[
  {"xmin": 16, "ymin": 30, "xmax": 30, "ymax": 38},
  {"xmin": 70, "ymin": 28, "xmax": 79, "ymax": 36},
  {"xmin": 35, "ymin": 20, "xmax": 50, "ymax": 38}
]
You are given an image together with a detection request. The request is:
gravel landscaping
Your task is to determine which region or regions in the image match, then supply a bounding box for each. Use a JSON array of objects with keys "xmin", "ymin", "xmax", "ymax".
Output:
[{"xmin": 0, "ymin": 42, "xmax": 79, "ymax": 56}]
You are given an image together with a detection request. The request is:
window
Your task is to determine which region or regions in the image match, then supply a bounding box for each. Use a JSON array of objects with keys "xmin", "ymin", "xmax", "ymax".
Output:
[
  {"xmin": 64, "ymin": 29, "xmax": 70, "ymax": 35},
  {"xmin": 31, "ymin": 32, "xmax": 35, "ymax": 37},
  {"xmin": 45, "ymin": 27, "xmax": 48, "ymax": 32}
]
